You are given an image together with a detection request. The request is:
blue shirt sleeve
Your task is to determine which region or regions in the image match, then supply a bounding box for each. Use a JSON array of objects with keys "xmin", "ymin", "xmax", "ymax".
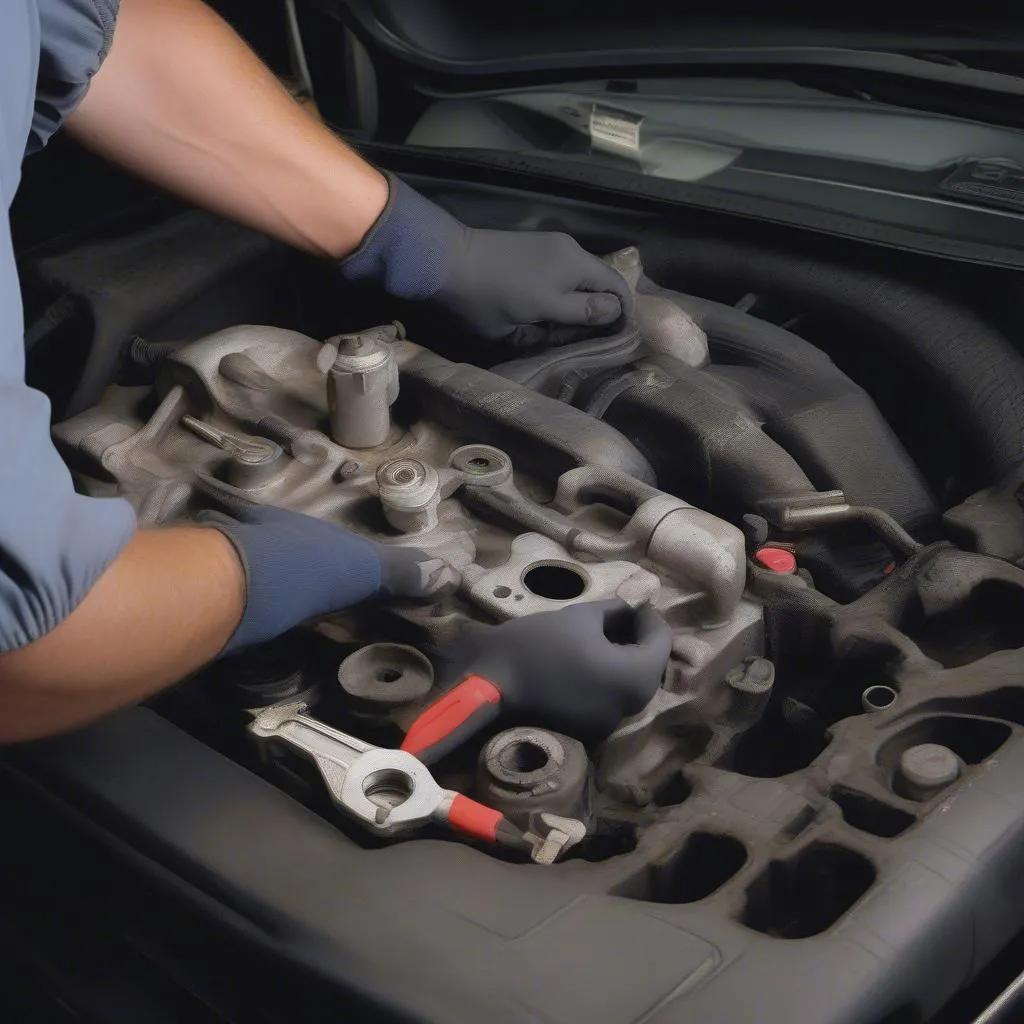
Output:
[
  {"xmin": 29, "ymin": 0, "xmax": 119, "ymax": 154},
  {"xmin": 1, "ymin": 0, "xmax": 135, "ymax": 652},
  {"xmin": 0, "ymin": 212, "xmax": 137, "ymax": 652}
]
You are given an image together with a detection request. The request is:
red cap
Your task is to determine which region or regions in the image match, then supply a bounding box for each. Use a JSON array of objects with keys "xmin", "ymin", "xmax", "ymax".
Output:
[{"xmin": 755, "ymin": 546, "xmax": 797, "ymax": 574}]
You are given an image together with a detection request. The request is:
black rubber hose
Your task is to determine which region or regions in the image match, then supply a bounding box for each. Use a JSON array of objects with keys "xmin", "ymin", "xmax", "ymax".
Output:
[
  {"xmin": 401, "ymin": 349, "xmax": 657, "ymax": 485},
  {"xmin": 490, "ymin": 320, "xmax": 642, "ymax": 398},
  {"xmin": 644, "ymin": 239, "xmax": 1024, "ymax": 485},
  {"xmin": 645, "ymin": 286, "xmax": 937, "ymax": 528}
]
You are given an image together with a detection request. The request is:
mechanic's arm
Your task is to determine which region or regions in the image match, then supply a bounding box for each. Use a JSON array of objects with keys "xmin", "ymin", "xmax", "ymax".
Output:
[
  {"xmin": 66, "ymin": 0, "xmax": 386, "ymax": 258},
  {"xmin": 0, "ymin": 499, "xmax": 442, "ymax": 746},
  {"xmin": 0, "ymin": 529, "xmax": 242, "ymax": 744},
  {"xmin": 67, "ymin": 0, "xmax": 631, "ymax": 348}
]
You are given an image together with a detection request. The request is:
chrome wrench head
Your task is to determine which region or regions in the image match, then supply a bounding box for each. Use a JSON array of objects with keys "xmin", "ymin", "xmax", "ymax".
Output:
[
  {"xmin": 249, "ymin": 702, "xmax": 444, "ymax": 838},
  {"xmin": 338, "ymin": 748, "xmax": 444, "ymax": 836}
]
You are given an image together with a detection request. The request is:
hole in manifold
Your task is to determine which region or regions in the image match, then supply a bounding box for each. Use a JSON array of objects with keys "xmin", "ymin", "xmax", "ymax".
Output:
[
  {"xmin": 651, "ymin": 772, "xmax": 692, "ymax": 807},
  {"xmin": 914, "ymin": 689, "xmax": 1024, "ymax": 726},
  {"xmin": 646, "ymin": 833, "xmax": 747, "ymax": 904},
  {"xmin": 522, "ymin": 562, "xmax": 588, "ymax": 601},
  {"xmin": 375, "ymin": 668, "xmax": 402, "ymax": 683},
  {"xmin": 740, "ymin": 843, "xmax": 875, "ymax": 938},
  {"xmin": 831, "ymin": 786, "xmax": 915, "ymax": 838},
  {"xmin": 498, "ymin": 739, "xmax": 549, "ymax": 774},
  {"xmin": 898, "ymin": 580, "xmax": 1024, "ymax": 668},
  {"xmin": 729, "ymin": 706, "xmax": 828, "ymax": 778},
  {"xmin": 564, "ymin": 820, "xmax": 638, "ymax": 863},
  {"xmin": 862, "ymin": 685, "xmax": 898, "ymax": 713},
  {"xmin": 601, "ymin": 603, "xmax": 641, "ymax": 646}
]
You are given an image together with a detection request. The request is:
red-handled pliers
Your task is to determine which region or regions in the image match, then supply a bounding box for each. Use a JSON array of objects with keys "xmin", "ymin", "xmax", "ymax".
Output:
[
  {"xmin": 401, "ymin": 600, "xmax": 674, "ymax": 765},
  {"xmin": 401, "ymin": 674, "xmax": 503, "ymax": 763},
  {"xmin": 249, "ymin": 699, "xmax": 532, "ymax": 854}
]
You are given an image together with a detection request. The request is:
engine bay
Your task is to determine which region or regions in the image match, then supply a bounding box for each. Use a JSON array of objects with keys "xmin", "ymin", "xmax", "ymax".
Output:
[{"xmin": 47, "ymin": 235, "xmax": 1024, "ymax": 954}]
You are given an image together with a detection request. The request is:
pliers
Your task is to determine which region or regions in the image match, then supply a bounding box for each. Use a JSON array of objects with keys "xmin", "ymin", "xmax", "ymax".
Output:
[{"xmin": 248, "ymin": 701, "xmax": 584, "ymax": 863}]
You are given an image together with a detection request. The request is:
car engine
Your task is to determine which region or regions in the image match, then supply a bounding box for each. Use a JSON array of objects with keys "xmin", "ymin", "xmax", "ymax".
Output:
[{"xmin": 49, "ymin": 243, "xmax": 1024, "ymax": 943}]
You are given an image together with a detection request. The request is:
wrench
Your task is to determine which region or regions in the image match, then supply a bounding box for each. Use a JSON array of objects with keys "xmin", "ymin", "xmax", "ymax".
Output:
[
  {"xmin": 249, "ymin": 702, "xmax": 584, "ymax": 862},
  {"xmin": 249, "ymin": 701, "xmax": 447, "ymax": 837}
]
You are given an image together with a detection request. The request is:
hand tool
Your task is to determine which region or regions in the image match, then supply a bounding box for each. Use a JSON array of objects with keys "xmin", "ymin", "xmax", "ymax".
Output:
[
  {"xmin": 249, "ymin": 701, "xmax": 583, "ymax": 863},
  {"xmin": 401, "ymin": 599, "xmax": 672, "ymax": 764}
]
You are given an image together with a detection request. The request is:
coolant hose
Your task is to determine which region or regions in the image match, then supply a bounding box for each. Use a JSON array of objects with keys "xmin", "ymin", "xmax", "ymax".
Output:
[{"xmin": 645, "ymin": 239, "xmax": 1024, "ymax": 485}]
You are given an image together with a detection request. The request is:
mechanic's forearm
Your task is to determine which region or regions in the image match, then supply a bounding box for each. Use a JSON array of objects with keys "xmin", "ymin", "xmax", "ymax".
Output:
[
  {"xmin": 0, "ymin": 528, "xmax": 243, "ymax": 745},
  {"xmin": 66, "ymin": 0, "xmax": 388, "ymax": 259}
]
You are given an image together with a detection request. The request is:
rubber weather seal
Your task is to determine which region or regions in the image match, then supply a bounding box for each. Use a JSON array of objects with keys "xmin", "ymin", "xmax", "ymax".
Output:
[{"xmin": 356, "ymin": 140, "xmax": 1024, "ymax": 272}]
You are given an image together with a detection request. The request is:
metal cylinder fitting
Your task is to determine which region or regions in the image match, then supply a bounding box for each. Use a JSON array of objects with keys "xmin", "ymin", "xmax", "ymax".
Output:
[
  {"xmin": 862, "ymin": 685, "xmax": 898, "ymax": 713},
  {"xmin": 326, "ymin": 329, "xmax": 398, "ymax": 448},
  {"xmin": 897, "ymin": 742, "xmax": 961, "ymax": 801},
  {"xmin": 376, "ymin": 459, "xmax": 441, "ymax": 534},
  {"xmin": 227, "ymin": 441, "xmax": 283, "ymax": 489},
  {"xmin": 725, "ymin": 657, "xmax": 776, "ymax": 724},
  {"xmin": 476, "ymin": 727, "xmax": 591, "ymax": 829}
]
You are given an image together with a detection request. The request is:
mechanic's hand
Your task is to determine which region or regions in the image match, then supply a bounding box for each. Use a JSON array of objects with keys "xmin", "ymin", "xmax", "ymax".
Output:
[
  {"xmin": 401, "ymin": 599, "xmax": 672, "ymax": 763},
  {"xmin": 340, "ymin": 173, "xmax": 633, "ymax": 349},
  {"xmin": 199, "ymin": 504, "xmax": 457, "ymax": 654}
]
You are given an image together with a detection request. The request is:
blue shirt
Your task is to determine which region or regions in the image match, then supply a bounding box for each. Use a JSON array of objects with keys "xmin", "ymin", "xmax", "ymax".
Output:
[{"xmin": 1, "ymin": 0, "xmax": 135, "ymax": 651}]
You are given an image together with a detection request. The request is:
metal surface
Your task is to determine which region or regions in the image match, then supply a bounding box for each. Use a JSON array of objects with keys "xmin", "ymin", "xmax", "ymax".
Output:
[{"xmin": 325, "ymin": 324, "xmax": 400, "ymax": 448}]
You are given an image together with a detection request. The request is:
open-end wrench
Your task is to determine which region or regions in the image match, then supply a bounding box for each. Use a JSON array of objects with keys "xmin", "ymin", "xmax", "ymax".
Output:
[
  {"xmin": 250, "ymin": 701, "xmax": 442, "ymax": 837},
  {"xmin": 249, "ymin": 702, "xmax": 581, "ymax": 860}
]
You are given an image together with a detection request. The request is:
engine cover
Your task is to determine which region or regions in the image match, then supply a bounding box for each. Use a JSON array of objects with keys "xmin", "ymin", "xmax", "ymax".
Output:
[{"xmin": 39, "ymin": 306, "xmax": 1024, "ymax": 1024}]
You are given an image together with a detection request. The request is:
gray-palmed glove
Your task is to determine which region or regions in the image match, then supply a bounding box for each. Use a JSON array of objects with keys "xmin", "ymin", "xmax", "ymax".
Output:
[
  {"xmin": 401, "ymin": 599, "xmax": 672, "ymax": 763},
  {"xmin": 340, "ymin": 172, "xmax": 632, "ymax": 348},
  {"xmin": 201, "ymin": 505, "xmax": 458, "ymax": 654}
]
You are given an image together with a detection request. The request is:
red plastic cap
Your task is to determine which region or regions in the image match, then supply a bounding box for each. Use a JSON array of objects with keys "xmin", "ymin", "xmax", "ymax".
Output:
[{"xmin": 755, "ymin": 546, "xmax": 797, "ymax": 574}]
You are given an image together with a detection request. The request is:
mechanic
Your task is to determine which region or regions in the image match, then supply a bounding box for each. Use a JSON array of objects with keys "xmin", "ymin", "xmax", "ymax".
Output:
[{"xmin": 0, "ymin": 0, "xmax": 651, "ymax": 745}]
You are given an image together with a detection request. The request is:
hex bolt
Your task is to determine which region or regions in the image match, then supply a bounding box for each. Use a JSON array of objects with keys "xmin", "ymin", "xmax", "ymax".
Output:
[{"xmin": 376, "ymin": 459, "xmax": 440, "ymax": 534}]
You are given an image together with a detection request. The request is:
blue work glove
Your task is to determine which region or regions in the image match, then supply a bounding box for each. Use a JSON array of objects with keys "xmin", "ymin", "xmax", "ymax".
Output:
[
  {"xmin": 200, "ymin": 505, "xmax": 457, "ymax": 654},
  {"xmin": 340, "ymin": 172, "xmax": 633, "ymax": 349}
]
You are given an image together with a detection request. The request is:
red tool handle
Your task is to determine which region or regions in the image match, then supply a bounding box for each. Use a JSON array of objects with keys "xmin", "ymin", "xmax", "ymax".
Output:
[
  {"xmin": 445, "ymin": 793, "xmax": 533, "ymax": 853},
  {"xmin": 401, "ymin": 674, "xmax": 502, "ymax": 764},
  {"xmin": 446, "ymin": 793, "xmax": 505, "ymax": 842}
]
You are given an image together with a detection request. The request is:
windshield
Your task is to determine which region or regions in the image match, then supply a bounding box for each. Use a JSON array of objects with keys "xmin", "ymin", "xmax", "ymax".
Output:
[{"xmin": 402, "ymin": 75, "xmax": 1024, "ymax": 255}]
